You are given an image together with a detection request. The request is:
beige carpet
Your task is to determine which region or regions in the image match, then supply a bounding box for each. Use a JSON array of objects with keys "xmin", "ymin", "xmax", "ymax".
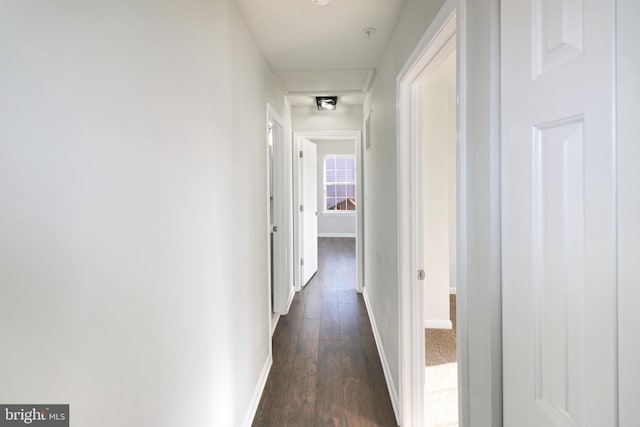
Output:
[{"xmin": 425, "ymin": 295, "xmax": 458, "ymax": 427}]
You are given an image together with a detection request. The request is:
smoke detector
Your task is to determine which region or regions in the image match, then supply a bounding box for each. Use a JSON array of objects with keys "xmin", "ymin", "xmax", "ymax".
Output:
[
  {"xmin": 310, "ymin": 0, "xmax": 331, "ymax": 6},
  {"xmin": 363, "ymin": 27, "xmax": 376, "ymax": 38}
]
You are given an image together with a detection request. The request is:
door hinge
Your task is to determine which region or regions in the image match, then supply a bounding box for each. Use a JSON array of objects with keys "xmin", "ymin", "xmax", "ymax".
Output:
[
  {"xmin": 300, "ymin": 204, "xmax": 304, "ymax": 212},
  {"xmin": 300, "ymin": 258, "xmax": 304, "ymax": 266},
  {"xmin": 417, "ymin": 269, "xmax": 426, "ymax": 280},
  {"xmin": 299, "ymin": 150, "xmax": 303, "ymax": 158}
]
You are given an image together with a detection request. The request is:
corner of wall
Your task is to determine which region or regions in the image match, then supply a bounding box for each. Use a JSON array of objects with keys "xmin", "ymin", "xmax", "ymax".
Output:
[{"xmin": 241, "ymin": 355, "xmax": 272, "ymax": 427}]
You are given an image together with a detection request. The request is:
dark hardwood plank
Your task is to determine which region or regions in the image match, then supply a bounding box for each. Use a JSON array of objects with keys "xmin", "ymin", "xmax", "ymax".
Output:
[
  {"xmin": 315, "ymin": 338, "xmax": 345, "ymax": 426},
  {"xmin": 320, "ymin": 290, "xmax": 341, "ymax": 341},
  {"xmin": 285, "ymin": 318, "xmax": 320, "ymax": 426},
  {"xmin": 272, "ymin": 320, "xmax": 301, "ymax": 371},
  {"xmin": 303, "ymin": 291, "xmax": 323, "ymax": 319},
  {"xmin": 253, "ymin": 371, "xmax": 290, "ymax": 427},
  {"xmin": 343, "ymin": 377, "xmax": 379, "ymax": 427},
  {"xmin": 340, "ymin": 335, "xmax": 368, "ymax": 379},
  {"xmin": 253, "ymin": 238, "xmax": 397, "ymax": 427}
]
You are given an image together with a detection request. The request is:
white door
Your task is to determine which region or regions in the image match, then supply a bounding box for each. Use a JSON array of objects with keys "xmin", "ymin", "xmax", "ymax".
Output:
[
  {"xmin": 301, "ymin": 138, "xmax": 318, "ymax": 286},
  {"xmin": 502, "ymin": 1, "xmax": 617, "ymax": 426},
  {"xmin": 269, "ymin": 117, "xmax": 288, "ymax": 315}
]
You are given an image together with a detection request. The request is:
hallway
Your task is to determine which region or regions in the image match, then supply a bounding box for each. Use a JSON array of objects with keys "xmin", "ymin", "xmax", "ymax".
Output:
[{"xmin": 253, "ymin": 238, "xmax": 397, "ymax": 426}]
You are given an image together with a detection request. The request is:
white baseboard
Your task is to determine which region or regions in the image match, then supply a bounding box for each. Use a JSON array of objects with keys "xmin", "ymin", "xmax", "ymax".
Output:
[
  {"xmin": 363, "ymin": 288, "xmax": 401, "ymax": 425},
  {"xmin": 242, "ymin": 355, "xmax": 272, "ymax": 427},
  {"xmin": 424, "ymin": 318, "xmax": 453, "ymax": 329},
  {"xmin": 271, "ymin": 313, "xmax": 280, "ymax": 336},
  {"xmin": 286, "ymin": 287, "xmax": 295, "ymax": 313},
  {"xmin": 317, "ymin": 232, "xmax": 356, "ymax": 238}
]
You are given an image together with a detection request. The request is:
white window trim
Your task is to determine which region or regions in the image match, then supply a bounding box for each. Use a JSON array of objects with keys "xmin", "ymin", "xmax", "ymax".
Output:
[{"xmin": 322, "ymin": 154, "xmax": 357, "ymax": 214}]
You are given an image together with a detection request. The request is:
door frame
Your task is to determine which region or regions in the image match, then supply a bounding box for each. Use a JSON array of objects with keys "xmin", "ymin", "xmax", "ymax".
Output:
[
  {"xmin": 397, "ymin": 0, "xmax": 505, "ymax": 425},
  {"xmin": 618, "ymin": 0, "xmax": 640, "ymax": 421},
  {"xmin": 292, "ymin": 130, "xmax": 363, "ymax": 293},
  {"xmin": 299, "ymin": 137, "xmax": 318, "ymax": 286},
  {"xmin": 396, "ymin": 1, "xmax": 467, "ymax": 425},
  {"xmin": 266, "ymin": 104, "xmax": 294, "ymax": 333}
]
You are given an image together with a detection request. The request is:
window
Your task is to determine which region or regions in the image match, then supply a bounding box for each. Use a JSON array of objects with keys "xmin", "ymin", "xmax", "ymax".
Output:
[{"xmin": 324, "ymin": 155, "xmax": 356, "ymax": 212}]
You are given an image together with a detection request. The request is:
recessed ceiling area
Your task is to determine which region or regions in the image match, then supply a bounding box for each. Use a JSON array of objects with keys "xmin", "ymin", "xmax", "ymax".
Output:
[
  {"xmin": 277, "ymin": 69, "xmax": 373, "ymax": 94},
  {"xmin": 287, "ymin": 92, "xmax": 367, "ymax": 107},
  {"xmin": 276, "ymin": 68, "xmax": 373, "ymax": 106},
  {"xmin": 234, "ymin": 0, "xmax": 406, "ymax": 105}
]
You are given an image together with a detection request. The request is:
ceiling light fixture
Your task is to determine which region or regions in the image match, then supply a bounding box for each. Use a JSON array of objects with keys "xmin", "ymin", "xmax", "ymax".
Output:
[
  {"xmin": 310, "ymin": 0, "xmax": 331, "ymax": 6},
  {"xmin": 316, "ymin": 96, "xmax": 337, "ymax": 111}
]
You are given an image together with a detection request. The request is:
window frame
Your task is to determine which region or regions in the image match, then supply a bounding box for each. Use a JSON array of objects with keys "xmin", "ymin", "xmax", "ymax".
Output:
[{"xmin": 322, "ymin": 154, "xmax": 357, "ymax": 214}]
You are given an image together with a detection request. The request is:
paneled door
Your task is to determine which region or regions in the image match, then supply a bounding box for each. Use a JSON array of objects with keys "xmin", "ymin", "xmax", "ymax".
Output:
[{"xmin": 501, "ymin": 1, "xmax": 618, "ymax": 426}]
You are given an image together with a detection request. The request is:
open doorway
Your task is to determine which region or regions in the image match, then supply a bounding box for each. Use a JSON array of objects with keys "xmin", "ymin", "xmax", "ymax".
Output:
[
  {"xmin": 266, "ymin": 104, "xmax": 294, "ymax": 336},
  {"xmin": 420, "ymin": 35, "xmax": 458, "ymax": 427},
  {"xmin": 292, "ymin": 131, "xmax": 364, "ymax": 294},
  {"xmin": 256, "ymin": 128, "xmax": 397, "ymax": 426},
  {"xmin": 397, "ymin": 1, "xmax": 466, "ymax": 426}
]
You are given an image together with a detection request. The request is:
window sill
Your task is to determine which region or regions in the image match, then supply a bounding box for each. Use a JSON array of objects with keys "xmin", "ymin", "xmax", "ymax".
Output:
[{"xmin": 321, "ymin": 211, "xmax": 357, "ymax": 217}]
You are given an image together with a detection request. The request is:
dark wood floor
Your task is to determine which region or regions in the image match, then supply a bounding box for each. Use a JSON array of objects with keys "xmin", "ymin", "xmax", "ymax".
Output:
[{"xmin": 253, "ymin": 238, "xmax": 398, "ymax": 427}]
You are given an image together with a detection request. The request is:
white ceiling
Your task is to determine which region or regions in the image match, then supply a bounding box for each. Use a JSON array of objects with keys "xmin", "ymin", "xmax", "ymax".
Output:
[{"xmin": 235, "ymin": 0, "xmax": 406, "ymax": 105}]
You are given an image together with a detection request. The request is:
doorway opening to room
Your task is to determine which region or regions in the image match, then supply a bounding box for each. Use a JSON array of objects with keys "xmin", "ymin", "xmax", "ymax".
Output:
[
  {"xmin": 266, "ymin": 104, "xmax": 294, "ymax": 336},
  {"xmin": 420, "ymin": 37, "xmax": 458, "ymax": 427},
  {"xmin": 397, "ymin": 2, "xmax": 466, "ymax": 426},
  {"xmin": 292, "ymin": 131, "xmax": 364, "ymax": 295}
]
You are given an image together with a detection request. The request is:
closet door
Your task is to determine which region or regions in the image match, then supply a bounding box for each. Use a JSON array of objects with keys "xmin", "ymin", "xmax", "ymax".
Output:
[{"xmin": 501, "ymin": 0, "xmax": 618, "ymax": 425}]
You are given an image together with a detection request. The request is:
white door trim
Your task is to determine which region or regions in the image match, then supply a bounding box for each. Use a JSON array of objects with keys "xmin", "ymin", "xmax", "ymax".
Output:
[
  {"xmin": 266, "ymin": 104, "xmax": 294, "ymax": 325},
  {"xmin": 617, "ymin": 0, "xmax": 640, "ymax": 422},
  {"xmin": 396, "ymin": 1, "xmax": 504, "ymax": 425},
  {"xmin": 396, "ymin": 1, "xmax": 464, "ymax": 426},
  {"xmin": 292, "ymin": 130, "xmax": 363, "ymax": 293}
]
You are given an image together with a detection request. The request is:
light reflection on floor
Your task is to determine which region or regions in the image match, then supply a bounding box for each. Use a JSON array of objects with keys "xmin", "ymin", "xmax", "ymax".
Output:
[{"xmin": 425, "ymin": 362, "xmax": 459, "ymax": 427}]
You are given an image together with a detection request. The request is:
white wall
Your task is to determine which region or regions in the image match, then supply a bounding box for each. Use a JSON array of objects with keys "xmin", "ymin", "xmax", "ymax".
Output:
[
  {"xmin": 362, "ymin": 0, "xmax": 446, "ymax": 409},
  {"xmin": 313, "ymin": 139, "xmax": 356, "ymax": 237},
  {"xmin": 0, "ymin": 1, "xmax": 289, "ymax": 426},
  {"xmin": 292, "ymin": 104, "xmax": 362, "ymax": 132},
  {"xmin": 617, "ymin": 0, "xmax": 640, "ymax": 424}
]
